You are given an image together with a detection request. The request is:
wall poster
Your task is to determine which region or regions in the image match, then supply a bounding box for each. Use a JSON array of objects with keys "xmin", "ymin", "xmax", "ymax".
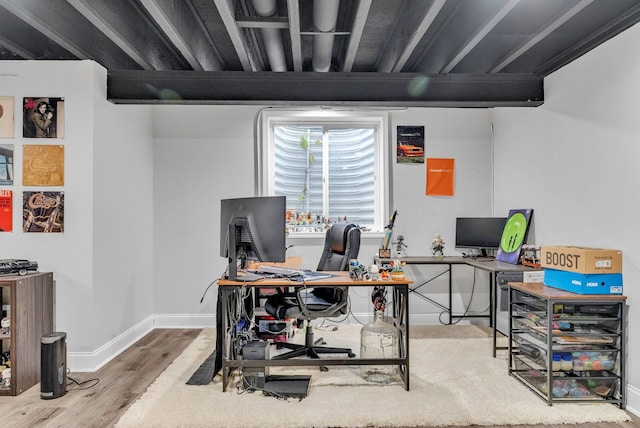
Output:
[
  {"xmin": 425, "ymin": 158, "xmax": 455, "ymax": 196},
  {"xmin": 22, "ymin": 191, "xmax": 64, "ymax": 233},
  {"xmin": 0, "ymin": 144, "xmax": 13, "ymax": 185},
  {"xmin": 0, "ymin": 96, "xmax": 14, "ymax": 138},
  {"xmin": 0, "ymin": 190, "xmax": 11, "ymax": 232},
  {"xmin": 396, "ymin": 125, "xmax": 425, "ymax": 164},
  {"xmin": 22, "ymin": 144, "xmax": 64, "ymax": 186},
  {"xmin": 496, "ymin": 208, "xmax": 534, "ymax": 264},
  {"xmin": 23, "ymin": 97, "xmax": 65, "ymax": 138}
]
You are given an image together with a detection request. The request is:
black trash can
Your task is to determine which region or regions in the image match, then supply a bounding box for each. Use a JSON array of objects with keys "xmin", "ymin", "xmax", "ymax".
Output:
[{"xmin": 41, "ymin": 332, "xmax": 67, "ymax": 399}]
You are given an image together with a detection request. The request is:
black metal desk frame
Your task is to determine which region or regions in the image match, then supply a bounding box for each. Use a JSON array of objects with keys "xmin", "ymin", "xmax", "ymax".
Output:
[
  {"xmin": 376, "ymin": 256, "xmax": 535, "ymax": 357},
  {"xmin": 217, "ymin": 273, "xmax": 411, "ymax": 392}
]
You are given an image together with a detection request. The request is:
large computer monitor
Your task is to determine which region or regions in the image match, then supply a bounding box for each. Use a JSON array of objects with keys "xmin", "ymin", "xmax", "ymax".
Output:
[
  {"xmin": 455, "ymin": 216, "xmax": 507, "ymax": 257},
  {"xmin": 220, "ymin": 196, "xmax": 286, "ymax": 281}
]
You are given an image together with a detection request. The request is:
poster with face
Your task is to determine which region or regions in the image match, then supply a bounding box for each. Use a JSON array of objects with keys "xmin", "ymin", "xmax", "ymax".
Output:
[{"xmin": 23, "ymin": 97, "xmax": 65, "ymax": 138}]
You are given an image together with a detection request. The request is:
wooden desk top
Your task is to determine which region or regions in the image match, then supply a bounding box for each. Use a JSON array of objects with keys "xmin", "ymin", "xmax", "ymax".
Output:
[
  {"xmin": 376, "ymin": 256, "xmax": 467, "ymax": 265},
  {"xmin": 218, "ymin": 271, "xmax": 412, "ymax": 287},
  {"xmin": 509, "ymin": 282, "xmax": 627, "ymax": 301}
]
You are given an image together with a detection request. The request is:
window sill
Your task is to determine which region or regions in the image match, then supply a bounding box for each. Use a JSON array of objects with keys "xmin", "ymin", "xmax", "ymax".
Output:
[{"xmin": 287, "ymin": 230, "xmax": 384, "ymax": 240}]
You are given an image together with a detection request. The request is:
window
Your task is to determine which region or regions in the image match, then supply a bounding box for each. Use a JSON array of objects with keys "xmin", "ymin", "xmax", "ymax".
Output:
[{"xmin": 258, "ymin": 110, "xmax": 389, "ymax": 233}]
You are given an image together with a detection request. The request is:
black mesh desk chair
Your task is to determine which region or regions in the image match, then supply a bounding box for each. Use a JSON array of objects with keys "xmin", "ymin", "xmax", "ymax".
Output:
[{"xmin": 265, "ymin": 223, "xmax": 361, "ymax": 361}]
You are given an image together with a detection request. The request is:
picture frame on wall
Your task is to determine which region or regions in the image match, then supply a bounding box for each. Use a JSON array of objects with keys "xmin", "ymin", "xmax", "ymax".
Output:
[
  {"xmin": 22, "ymin": 144, "xmax": 64, "ymax": 186},
  {"xmin": 396, "ymin": 125, "xmax": 425, "ymax": 164},
  {"xmin": 23, "ymin": 97, "xmax": 65, "ymax": 138},
  {"xmin": 0, "ymin": 190, "xmax": 11, "ymax": 232},
  {"xmin": 0, "ymin": 96, "xmax": 14, "ymax": 139},
  {"xmin": 23, "ymin": 191, "xmax": 64, "ymax": 233},
  {"xmin": 0, "ymin": 144, "xmax": 13, "ymax": 185}
]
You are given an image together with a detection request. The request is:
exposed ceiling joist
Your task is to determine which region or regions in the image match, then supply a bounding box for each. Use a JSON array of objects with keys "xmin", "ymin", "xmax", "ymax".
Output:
[{"xmin": 141, "ymin": 0, "xmax": 224, "ymax": 71}]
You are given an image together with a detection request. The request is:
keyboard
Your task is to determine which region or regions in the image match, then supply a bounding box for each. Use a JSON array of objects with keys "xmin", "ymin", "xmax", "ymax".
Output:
[
  {"xmin": 255, "ymin": 266, "xmax": 332, "ymax": 281},
  {"xmin": 256, "ymin": 266, "xmax": 303, "ymax": 277}
]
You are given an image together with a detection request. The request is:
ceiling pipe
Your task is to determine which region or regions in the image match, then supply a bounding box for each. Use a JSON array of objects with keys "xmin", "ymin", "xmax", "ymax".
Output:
[
  {"xmin": 312, "ymin": 0, "xmax": 340, "ymax": 72},
  {"xmin": 252, "ymin": 0, "xmax": 287, "ymax": 72}
]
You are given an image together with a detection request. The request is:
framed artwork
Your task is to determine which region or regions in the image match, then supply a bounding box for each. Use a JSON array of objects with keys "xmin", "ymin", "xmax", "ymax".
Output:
[
  {"xmin": 22, "ymin": 191, "xmax": 64, "ymax": 233},
  {"xmin": 0, "ymin": 96, "xmax": 14, "ymax": 138},
  {"xmin": 0, "ymin": 190, "xmax": 11, "ymax": 232},
  {"xmin": 496, "ymin": 208, "xmax": 534, "ymax": 264},
  {"xmin": 23, "ymin": 97, "xmax": 65, "ymax": 138},
  {"xmin": 23, "ymin": 144, "xmax": 64, "ymax": 186},
  {"xmin": 0, "ymin": 144, "xmax": 14, "ymax": 185},
  {"xmin": 396, "ymin": 126, "xmax": 425, "ymax": 164}
]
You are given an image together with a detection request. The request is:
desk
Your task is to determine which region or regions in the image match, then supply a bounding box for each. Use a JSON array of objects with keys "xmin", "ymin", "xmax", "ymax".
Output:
[
  {"xmin": 376, "ymin": 256, "xmax": 536, "ymax": 357},
  {"xmin": 375, "ymin": 256, "xmax": 470, "ymax": 324},
  {"xmin": 217, "ymin": 272, "xmax": 412, "ymax": 392},
  {"xmin": 464, "ymin": 260, "xmax": 537, "ymax": 356}
]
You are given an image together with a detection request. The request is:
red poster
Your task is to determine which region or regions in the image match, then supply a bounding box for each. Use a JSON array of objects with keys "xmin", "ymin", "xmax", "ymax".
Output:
[
  {"xmin": 426, "ymin": 158, "xmax": 455, "ymax": 196},
  {"xmin": 0, "ymin": 190, "xmax": 11, "ymax": 232}
]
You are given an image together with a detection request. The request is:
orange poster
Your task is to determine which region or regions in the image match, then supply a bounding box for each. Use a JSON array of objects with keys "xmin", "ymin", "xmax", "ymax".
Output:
[
  {"xmin": 426, "ymin": 158, "xmax": 455, "ymax": 196},
  {"xmin": 0, "ymin": 190, "xmax": 11, "ymax": 232}
]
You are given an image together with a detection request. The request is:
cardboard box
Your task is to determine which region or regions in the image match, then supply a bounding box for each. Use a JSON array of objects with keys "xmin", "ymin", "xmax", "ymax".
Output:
[
  {"xmin": 544, "ymin": 268, "xmax": 623, "ymax": 295},
  {"xmin": 540, "ymin": 246, "xmax": 622, "ymax": 274}
]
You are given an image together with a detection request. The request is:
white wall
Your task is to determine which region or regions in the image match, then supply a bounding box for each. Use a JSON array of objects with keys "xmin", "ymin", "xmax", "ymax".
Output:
[
  {"xmin": 0, "ymin": 61, "xmax": 154, "ymax": 370},
  {"xmin": 492, "ymin": 22, "xmax": 640, "ymax": 413},
  {"xmin": 151, "ymin": 106, "xmax": 494, "ymax": 324}
]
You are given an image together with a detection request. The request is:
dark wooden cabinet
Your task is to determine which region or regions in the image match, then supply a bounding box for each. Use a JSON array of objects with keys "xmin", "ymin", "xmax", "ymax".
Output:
[{"xmin": 0, "ymin": 272, "xmax": 54, "ymax": 396}]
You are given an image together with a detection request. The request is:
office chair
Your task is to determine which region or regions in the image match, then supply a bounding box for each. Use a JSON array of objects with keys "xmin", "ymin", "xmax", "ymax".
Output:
[{"xmin": 264, "ymin": 223, "xmax": 361, "ymax": 361}]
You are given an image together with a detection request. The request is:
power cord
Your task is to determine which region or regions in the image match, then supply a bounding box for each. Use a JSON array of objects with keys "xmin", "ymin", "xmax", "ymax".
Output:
[
  {"xmin": 199, "ymin": 269, "xmax": 227, "ymax": 303},
  {"xmin": 440, "ymin": 268, "xmax": 479, "ymax": 325},
  {"xmin": 66, "ymin": 373, "xmax": 100, "ymax": 391}
]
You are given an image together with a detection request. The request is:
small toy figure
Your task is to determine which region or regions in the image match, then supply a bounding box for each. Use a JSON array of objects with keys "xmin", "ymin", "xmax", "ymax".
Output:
[
  {"xmin": 0, "ymin": 317, "xmax": 9, "ymax": 336},
  {"xmin": 1, "ymin": 367, "xmax": 10, "ymax": 388},
  {"xmin": 392, "ymin": 235, "xmax": 408, "ymax": 256},
  {"xmin": 432, "ymin": 233, "xmax": 445, "ymax": 256}
]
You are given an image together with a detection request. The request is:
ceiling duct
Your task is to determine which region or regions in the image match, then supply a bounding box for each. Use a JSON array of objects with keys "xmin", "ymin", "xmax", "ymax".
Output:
[
  {"xmin": 252, "ymin": 0, "xmax": 287, "ymax": 71},
  {"xmin": 312, "ymin": 0, "xmax": 340, "ymax": 72}
]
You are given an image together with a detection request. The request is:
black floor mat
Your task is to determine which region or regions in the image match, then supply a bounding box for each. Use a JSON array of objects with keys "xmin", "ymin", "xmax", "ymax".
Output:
[{"xmin": 186, "ymin": 350, "xmax": 220, "ymax": 385}]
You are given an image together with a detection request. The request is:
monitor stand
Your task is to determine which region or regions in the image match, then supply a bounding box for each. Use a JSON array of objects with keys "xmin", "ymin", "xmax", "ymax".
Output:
[{"xmin": 227, "ymin": 224, "xmax": 263, "ymax": 282}]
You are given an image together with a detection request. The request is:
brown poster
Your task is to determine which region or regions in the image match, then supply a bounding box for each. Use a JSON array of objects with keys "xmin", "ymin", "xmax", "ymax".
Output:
[
  {"xmin": 23, "ymin": 191, "xmax": 64, "ymax": 233},
  {"xmin": 23, "ymin": 144, "xmax": 64, "ymax": 186}
]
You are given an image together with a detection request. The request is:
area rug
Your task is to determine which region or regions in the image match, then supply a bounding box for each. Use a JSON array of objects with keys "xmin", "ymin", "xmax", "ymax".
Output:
[{"xmin": 115, "ymin": 326, "xmax": 630, "ymax": 428}]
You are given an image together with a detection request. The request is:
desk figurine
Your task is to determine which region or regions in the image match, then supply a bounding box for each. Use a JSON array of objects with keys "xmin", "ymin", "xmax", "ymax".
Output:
[
  {"xmin": 392, "ymin": 235, "xmax": 407, "ymax": 256},
  {"xmin": 432, "ymin": 233, "xmax": 445, "ymax": 257}
]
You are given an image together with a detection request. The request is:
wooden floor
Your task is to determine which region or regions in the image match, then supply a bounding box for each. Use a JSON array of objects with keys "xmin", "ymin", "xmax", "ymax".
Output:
[
  {"xmin": 0, "ymin": 327, "xmax": 638, "ymax": 428},
  {"xmin": 0, "ymin": 329, "xmax": 201, "ymax": 428}
]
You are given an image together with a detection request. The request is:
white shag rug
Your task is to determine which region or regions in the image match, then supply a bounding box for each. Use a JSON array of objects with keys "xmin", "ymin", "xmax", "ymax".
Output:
[{"xmin": 115, "ymin": 326, "xmax": 630, "ymax": 428}]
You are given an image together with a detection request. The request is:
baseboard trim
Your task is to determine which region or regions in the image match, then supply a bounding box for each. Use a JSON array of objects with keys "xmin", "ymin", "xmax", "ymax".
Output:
[
  {"xmin": 625, "ymin": 384, "xmax": 640, "ymax": 417},
  {"xmin": 68, "ymin": 314, "xmax": 216, "ymax": 372},
  {"xmin": 68, "ymin": 316, "xmax": 155, "ymax": 372}
]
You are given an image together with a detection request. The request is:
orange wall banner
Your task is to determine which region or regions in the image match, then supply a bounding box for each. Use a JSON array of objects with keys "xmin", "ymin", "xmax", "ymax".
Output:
[{"xmin": 426, "ymin": 158, "xmax": 455, "ymax": 196}]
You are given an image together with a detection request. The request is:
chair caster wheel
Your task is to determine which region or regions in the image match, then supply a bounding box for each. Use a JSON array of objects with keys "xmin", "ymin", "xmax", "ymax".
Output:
[
  {"xmin": 320, "ymin": 366, "xmax": 329, "ymax": 372},
  {"xmin": 348, "ymin": 352, "xmax": 356, "ymax": 358}
]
